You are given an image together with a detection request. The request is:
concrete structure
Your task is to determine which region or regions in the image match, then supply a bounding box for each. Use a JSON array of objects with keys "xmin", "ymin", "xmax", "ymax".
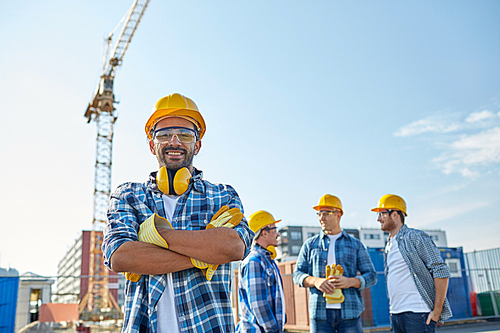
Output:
[
  {"xmin": 55, "ymin": 231, "xmax": 125, "ymax": 309},
  {"xmin": 15, "ymin": 272, "xmax": 54, "ymax": 332},
  {"xmin": 277, "ymin": 225, "xmax": 448, "ymax": 262}
]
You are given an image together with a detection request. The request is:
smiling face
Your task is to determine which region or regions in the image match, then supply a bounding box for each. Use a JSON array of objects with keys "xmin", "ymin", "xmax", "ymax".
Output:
[{"xmin": 149, "ymin": 117, "xmax": 201, "ymax": 171}]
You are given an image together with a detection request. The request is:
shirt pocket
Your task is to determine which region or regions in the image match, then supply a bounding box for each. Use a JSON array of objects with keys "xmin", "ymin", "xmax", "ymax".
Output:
[
  {"xmin": 310, "ymin": 248, "xmax": 325, "ymax": 277},
  {"xmin": 265, "ymin": 267, "xmax": 276, "ymax": 287},
  {"xmin": 186, "ymin": 212, "xmax": 211, "ymax": 230}
]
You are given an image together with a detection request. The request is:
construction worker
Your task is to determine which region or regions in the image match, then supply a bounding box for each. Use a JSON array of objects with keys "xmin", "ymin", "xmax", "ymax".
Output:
[
  {"xmin": 236, "ymin": 210, "xmax": 286, "ymax": 332},
  {"xmin": 293, "ymin": 194, "xmax": 377, "ymax": 333},
  {"xmin": 372, "ymin": 194, "xmax": 452, "ymax": 333},
  {"xmin": 102, "ymin": 93, "xmax": 254, "ymax": 333}
]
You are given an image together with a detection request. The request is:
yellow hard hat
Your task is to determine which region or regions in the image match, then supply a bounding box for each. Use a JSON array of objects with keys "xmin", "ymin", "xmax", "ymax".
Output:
[
  {"xmin": 145, "ymin": 93, "xmax": 206, "ymax": 140},
  {"xmin": 248, "ymin": 210, "xmax": 281, "ymax": 233},
  {"xmin": 371, "ymin": 194, "xmax": 407, "ymax": 216},
  {"xmin": 313, "ymin": 194, "xmax": 343, "ymax": 215}
]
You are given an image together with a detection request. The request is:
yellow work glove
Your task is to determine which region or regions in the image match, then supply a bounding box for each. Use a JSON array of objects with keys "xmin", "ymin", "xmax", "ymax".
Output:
[
  {"xmin": 124, "ymin": 214, "xmax": 173, "ymax": 282},
  {"xmin": 323, "ymin": 264, "xmax": 345, "ymax": 304},
  {"xmin": 189, "ymin": 206, "xmax": 244, "ymax": 281},
  {"xmin": 206, "ymin": 205, "xmax": 243, "ymax": 229}
]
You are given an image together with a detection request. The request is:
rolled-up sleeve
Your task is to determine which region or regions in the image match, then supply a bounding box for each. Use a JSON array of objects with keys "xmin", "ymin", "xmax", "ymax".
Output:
[
  {"xmin": 356, "ymin": 244, "xmax": 377, "ymax": 290},
  {"xmin": 417, "ymin": 233, "xmax": 451, "ymax": 279}
]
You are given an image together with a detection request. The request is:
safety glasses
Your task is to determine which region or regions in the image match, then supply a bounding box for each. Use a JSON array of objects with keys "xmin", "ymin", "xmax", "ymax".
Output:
[
  {"xmin": 377, "ymin": 210, "xmax": 393, "ymax": 218},
  {"xmin": 317, "ymin": 210, "xmax": 341, "ymax": 217},
  {"xmin": 153, "ymin": 127, "xmax": 198, "ymax": 144}
]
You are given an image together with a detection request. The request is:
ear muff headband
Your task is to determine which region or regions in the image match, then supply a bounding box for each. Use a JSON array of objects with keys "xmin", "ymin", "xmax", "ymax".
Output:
[{"xmin": 156, "ymin": 166, "xmax": 192, "ymax": 195}]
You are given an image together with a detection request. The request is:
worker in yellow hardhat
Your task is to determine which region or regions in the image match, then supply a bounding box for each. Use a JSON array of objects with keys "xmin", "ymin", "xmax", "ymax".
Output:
[
  {"xmin": 102, "ymin": 93, "xmax": 254, "ymax": 332},
  {"xmin": 372, "ymin": 194, "xmax": 452, "ymax": 331},
  {"xmin": 293, "ymin": 194, "xmax": 376, "ymax": 333},
  {"xmin": 237, "ymin": 211, "xmax": 286, "ymax": 332}
]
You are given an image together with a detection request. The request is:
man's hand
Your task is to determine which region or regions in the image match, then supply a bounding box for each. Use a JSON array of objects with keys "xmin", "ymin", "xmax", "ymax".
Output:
[
  {"xmin": 426, "ymin": 308, "xmax": 442, "ymax": 325},
  {"xmin": 188, "ymin": 206, "xmax": 243, "ymax": 280},
  {"xmin": 314, "ymin": 277, "xmax": 335, "ymax": 294},
  {"xmin": 324, "ymin": 264, "xmax": 345, "ymax": 304}
]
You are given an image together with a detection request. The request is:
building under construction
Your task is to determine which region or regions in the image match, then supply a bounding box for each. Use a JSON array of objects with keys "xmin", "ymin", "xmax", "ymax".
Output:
[{"xmin": 55, "ymin": 231, "xmax": 125, "ymax": 320}]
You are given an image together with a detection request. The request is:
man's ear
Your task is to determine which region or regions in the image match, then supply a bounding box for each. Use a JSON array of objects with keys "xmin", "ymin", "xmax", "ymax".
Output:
[
  {"xmin": 194, "ymin": 140, "xmax": 202, "ymax": 155},
  {"xmin": 149, "ymin": 140, "xmax": 157, "ymax": 155}
]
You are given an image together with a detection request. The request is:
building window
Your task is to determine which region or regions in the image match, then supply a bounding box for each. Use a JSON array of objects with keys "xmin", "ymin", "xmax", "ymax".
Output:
[
  {"xmin": 431, "ymin": 235, "xmax": 439, "ymax": 242},
  {"xmin": 307, "ymin": 232, "xmax": 317, "ymax": 238},
  {"xmin": 290, "ymin": 231, "xmax": 302, "ymax": 240},
  {"xmin": 291, "ymin": 245, "xmax": 302, "ymax": 255},
  {"xmin": 364, "ymin": 234, "xmax": 381, "ymax": 240}
]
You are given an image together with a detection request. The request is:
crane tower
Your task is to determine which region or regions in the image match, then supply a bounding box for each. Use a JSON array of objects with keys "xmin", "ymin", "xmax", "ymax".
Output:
[{"xmin": 80, "ymin": 0, "xmax": 150, "ymax": 320}]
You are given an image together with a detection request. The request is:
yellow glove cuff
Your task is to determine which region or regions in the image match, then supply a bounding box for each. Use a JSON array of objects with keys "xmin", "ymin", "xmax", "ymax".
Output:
[
  {"xmin": 191, "ymin": 258, "xmax": 209, "ymax": 269},
  {"xmin": 138, "ymin": 213, "xmax": 172, "ymax": 249}
]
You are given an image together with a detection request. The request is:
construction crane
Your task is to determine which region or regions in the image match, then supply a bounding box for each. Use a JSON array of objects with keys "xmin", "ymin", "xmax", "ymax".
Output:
[{"xmin": 80, "ymin": 0, "xmax": 150, "ymax": 320}]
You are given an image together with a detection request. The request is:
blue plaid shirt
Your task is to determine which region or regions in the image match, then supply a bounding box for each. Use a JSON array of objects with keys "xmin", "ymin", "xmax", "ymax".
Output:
[
  {"xmin": 385, "ymin": 224, "xmax": 452, "ymax": 323},
  {"xmin": 293, "ymin": 230, "xmax": 377, "ymax": 320},
  {"xmin": 236, "ymin": 244, "xmax": 286, "ymax": 333},
  {"xmin": 102, "ymin": 169, "xmax": 254, "ymax": 333}
]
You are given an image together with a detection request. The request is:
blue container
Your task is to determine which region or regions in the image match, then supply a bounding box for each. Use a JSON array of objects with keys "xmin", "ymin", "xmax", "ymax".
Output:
[
  {"xmin": 367, "ymin": 247, "xmax": 472, "ymax": 327},
  {"xmin": 440, "ymin": 247, "xmax": 473, "ymax": 318},
  {"xmin": 368, "ymin": 248, "xmax": 391, "ymax": 327},
  {"xmin": 0, "ymin": 275, "xmax": 19, "ymax": 333}
]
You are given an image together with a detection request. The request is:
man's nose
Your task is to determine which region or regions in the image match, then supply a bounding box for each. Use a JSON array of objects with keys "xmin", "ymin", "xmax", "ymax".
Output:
[{"xmin": 166, "ymin": 134, "xmax": 182, "ymax": 146}]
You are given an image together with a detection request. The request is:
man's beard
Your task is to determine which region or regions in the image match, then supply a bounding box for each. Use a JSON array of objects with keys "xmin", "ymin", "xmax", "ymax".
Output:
[{"xmin": 159, "ymin": 146, "xmax": 195, "ymax": 170}]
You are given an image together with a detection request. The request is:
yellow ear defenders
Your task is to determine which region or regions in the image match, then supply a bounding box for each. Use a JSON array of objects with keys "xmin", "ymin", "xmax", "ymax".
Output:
[{"xmin": 156, "ymin": 166, "xmax": 192, "ymax": 195}]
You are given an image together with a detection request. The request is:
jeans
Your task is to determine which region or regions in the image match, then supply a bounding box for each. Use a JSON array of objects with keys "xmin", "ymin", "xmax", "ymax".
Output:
[
  {"xmin": 391, "ymin": 312, "xmax": 437, "ymax": 333},
  {"xmin": 310, "ymin": 309, "xmax": 363, "ymax": 333}
]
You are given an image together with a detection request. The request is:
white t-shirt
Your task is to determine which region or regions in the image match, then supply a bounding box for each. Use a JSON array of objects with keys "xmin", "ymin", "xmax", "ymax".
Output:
[
  {"xmin": 386, "ymin": 236, "xmax": 431, "ymax": 314},
  {"xmin": 326, "ymin": 232, "xmax": 342, "ymax": 310},
  {"xmin": 157, "ymin": 194, "xmax": 181, "ymax": 333}
]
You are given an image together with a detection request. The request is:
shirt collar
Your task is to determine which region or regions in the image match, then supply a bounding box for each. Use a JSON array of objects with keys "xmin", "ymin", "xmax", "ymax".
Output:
[{"xmin": 252, "ymin": 243, "xmax": 272, "ymax": 257}]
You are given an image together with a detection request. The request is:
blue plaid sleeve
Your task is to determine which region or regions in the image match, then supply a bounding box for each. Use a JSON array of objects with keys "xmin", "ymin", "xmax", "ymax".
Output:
[
  {"xmin": 293, "ymin": 237, "xmax": 314, "ymax": 287},
  {"xmin": 241, "ymin": 258, "xmax": 280, "ymax": 332},
  {"xmin": 412, "ymin": 231, "xmax": 451, "ymax": 279},
  {"xmin": 220, "ymin": 184, "xmax": 254, "ymax": 259},
  {"xmin": 102, "ymin": 182, "xmax": 153, "ymax": 270},
  {"xmin": 355, "ymin": 243, "xmax": 377, "ymax": 290}
]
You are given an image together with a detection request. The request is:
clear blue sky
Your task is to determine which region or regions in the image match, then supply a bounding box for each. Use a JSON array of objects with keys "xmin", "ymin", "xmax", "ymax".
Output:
[{"xmin": 1, "ymin": 1, "xmax": 499, "ymax": 277}]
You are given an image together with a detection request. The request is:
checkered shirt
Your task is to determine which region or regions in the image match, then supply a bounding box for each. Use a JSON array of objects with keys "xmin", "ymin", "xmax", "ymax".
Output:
[
  {"xmin": 293, "ymin": 230, "xmax": 377, "ymax": 320},
  {"xmin": 102, "ymin": 169, "xmax": 254, "ymax": 333},
  {"xmin": 385, "ymin": 224, "xmax": 452, "ymax": 323},
  {"xmin": 236, "ymin": 244, "xmax": 286, "ymax": 333}
]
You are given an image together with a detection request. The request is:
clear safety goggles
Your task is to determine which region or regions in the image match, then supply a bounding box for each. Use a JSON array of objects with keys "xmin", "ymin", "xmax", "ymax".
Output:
[
  {"xmin": 317, "ymin": 210, "xmax": 341, "ymax": 217},
  {"xmin": 153, "ymin": 127, "xmax": 198, "ymax": 144}
]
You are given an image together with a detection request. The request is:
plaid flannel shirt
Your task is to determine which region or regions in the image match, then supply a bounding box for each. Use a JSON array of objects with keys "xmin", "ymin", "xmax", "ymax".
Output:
[
  {"xmin": 236, "ymin": 244, "xmax": 286, "ymax": 333},
  {"xmin": 293, "ymin": 230, "xmax": 377, "ymax": 320},
  {"xmin": 385, "ymin": 224, "xmax": 452, "ymax": 323},
  {"xmin": 102, "ymin": 169, "xmax": 254, "ymax": 333}
]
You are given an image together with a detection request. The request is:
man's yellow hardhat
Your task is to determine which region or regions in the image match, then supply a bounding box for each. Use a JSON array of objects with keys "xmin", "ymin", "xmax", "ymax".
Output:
[
  {"xmin": 248, "ymin": 210, "xmax": 281, "ymax": 233},
  {"xmin": 371, "ymin": 194, "xmax": 407, "ymax": 216},
  {"xmin": 313, "ymin": 194, "xmax": 343, "ymax": 215},
  {"xmin": 145, "ymin": 93, "xmax": 206, "ymax": 140}
]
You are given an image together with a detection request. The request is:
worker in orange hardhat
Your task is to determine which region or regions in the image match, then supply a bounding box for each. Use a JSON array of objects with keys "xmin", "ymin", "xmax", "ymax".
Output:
[
  {"xmin": 372, "ymin": 194, "xmax": 451, "ymax": 332},
  {"xmin": 293, "ymin": 195, "xmax": 376, "ymax": 333},
  {"xmin": 237, "ymin": 211, "xmax": 286, "ymax": 332},
  {"xmin": 102, "ymin": 93, "xmax": 254, "ymax": 332}
]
